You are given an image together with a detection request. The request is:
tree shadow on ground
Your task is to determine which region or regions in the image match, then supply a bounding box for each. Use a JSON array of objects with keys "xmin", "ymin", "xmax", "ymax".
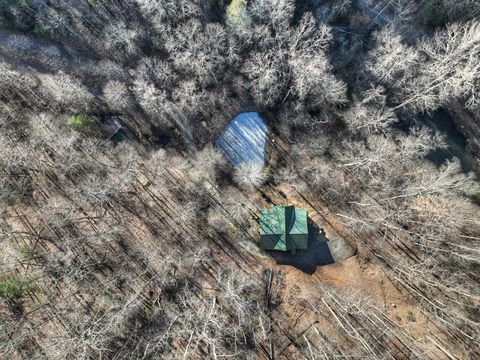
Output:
[{"xmin": 267, "ymin": 218, "xmax": 334, "ymax": 275}]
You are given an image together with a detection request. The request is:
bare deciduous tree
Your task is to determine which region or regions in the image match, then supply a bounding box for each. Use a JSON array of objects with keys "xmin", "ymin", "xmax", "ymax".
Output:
[
  {"xmin": 234, "ymin": 163, "xmax": 266, "ymax": 189},
  {"xmin": 103, "ymin": 80, "xmax": 132, "ymax": 112},
  {"xmin": 242, "ymin": 49, "xmax": 288, "ymax": 107},
  {"xmin": 343, "ymin": 86, "xmax": 397, "ymax": 134},
  {"xmin": 39, "ymin": 73, "xmax": 95, "ymax": 111},
  {"xmin": 165, "ymin": 20, "xmax": 229, "ymax": 86}
]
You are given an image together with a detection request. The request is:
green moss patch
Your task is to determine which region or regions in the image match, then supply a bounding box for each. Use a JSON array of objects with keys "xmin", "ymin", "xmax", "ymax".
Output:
[{"xmin": 68, "ymin": 115, "xmax": 94, "ymax": 132}]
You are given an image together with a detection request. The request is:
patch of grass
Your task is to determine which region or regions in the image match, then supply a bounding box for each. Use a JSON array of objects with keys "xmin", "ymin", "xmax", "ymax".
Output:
[
  {"xmin": 19, "ymin": 245, "xmax": 36, "ymax": 261},
  {"xmin": 0, "ymin": 274, "xmax": 27, "ymax": 302},
  {"xmin": 67, "ymin": 115, "xmax": 94, "ymax": 132},
  {"xmin": 406, "ymin": 311, "xmax": 416, "ymax": 322}
]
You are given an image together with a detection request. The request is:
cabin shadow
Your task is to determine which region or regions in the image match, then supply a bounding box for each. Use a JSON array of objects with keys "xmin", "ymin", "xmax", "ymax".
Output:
[
  {"xmin": 267, "ymin": 218, "xmax": 334, "ymax": 275},
  {"xmin": 98, "ymin": 117, "xmax": 137, "ymax": 144}
]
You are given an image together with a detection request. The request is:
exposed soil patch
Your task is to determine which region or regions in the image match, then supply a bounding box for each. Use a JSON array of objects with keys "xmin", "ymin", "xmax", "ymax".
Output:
[{"xmin": 252, "ymin": 181, "xmax": 357, "ymax": 274}]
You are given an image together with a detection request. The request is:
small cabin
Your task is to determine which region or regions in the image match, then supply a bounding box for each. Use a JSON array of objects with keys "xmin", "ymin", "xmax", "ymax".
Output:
[{"xmin": 260, "ymin": 205, "xmax": 308, "ymax": 254}]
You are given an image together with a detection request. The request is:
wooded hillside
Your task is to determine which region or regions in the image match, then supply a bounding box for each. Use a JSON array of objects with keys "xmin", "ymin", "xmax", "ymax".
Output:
[{"xmin": 1, "ymin": 1, "xmax": 479, "ymax": 359}]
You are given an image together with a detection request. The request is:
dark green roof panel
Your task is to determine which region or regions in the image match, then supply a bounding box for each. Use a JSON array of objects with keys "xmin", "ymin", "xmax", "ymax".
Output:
[{"xmin": 260, "ymin": 205, "xmax": 308, "ymax": 251}]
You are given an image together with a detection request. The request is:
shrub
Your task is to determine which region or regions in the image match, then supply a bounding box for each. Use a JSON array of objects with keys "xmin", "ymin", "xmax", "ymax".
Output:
[
  {"xmin": 0, "ymin": 274, "xmax": 26, "ymax": 302},
  {"xmin": 67, "ymin": 115, "xmax": 93, "ymax": 132},
  {"xmin": 418, "ymin": 0, "xmax": 445, "ymax": 27},
  {"xmin": 471, "ymin": 192, "xmax": 480, "ymax": 206},
  {"xmin": 0, "ymin": 0, "xmax": 35, "ymax": 32},
  {"xmin": 406, "ymin": 311, "xmax": 416, "ymax": 322},
  {"xmin": 226, "ymin": 0, "xmax": 249, "ymax": 30},
  {"xmin": 144, "ymin": 305, "xmax": 156, "ymax": 320},
  {"xmin": 19, "ymin": 245, "xmax": 36, "ymax": 261}
]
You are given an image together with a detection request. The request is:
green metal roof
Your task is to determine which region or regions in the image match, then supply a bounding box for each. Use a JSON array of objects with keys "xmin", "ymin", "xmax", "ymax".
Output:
[{"xmin": 260, "ymin": 205, "xmax": 308, "ymax": 251}]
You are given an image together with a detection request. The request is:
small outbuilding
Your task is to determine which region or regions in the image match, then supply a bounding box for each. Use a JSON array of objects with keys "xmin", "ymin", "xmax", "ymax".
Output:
[{"xmin": 260, "ymin": 205, "xmax": 308, "ymax": 254}]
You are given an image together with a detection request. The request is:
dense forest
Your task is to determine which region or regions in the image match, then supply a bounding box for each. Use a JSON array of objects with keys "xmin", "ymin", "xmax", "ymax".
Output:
[{"xmin": 1, "ymin": 0, "xmax": 480, "ymax": 359}]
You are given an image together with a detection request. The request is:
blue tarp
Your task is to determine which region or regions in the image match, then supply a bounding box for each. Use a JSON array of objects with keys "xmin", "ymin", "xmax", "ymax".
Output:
[{"xmin": 215, "ymin": 112, "xmax": 268, "ymax": 166}]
